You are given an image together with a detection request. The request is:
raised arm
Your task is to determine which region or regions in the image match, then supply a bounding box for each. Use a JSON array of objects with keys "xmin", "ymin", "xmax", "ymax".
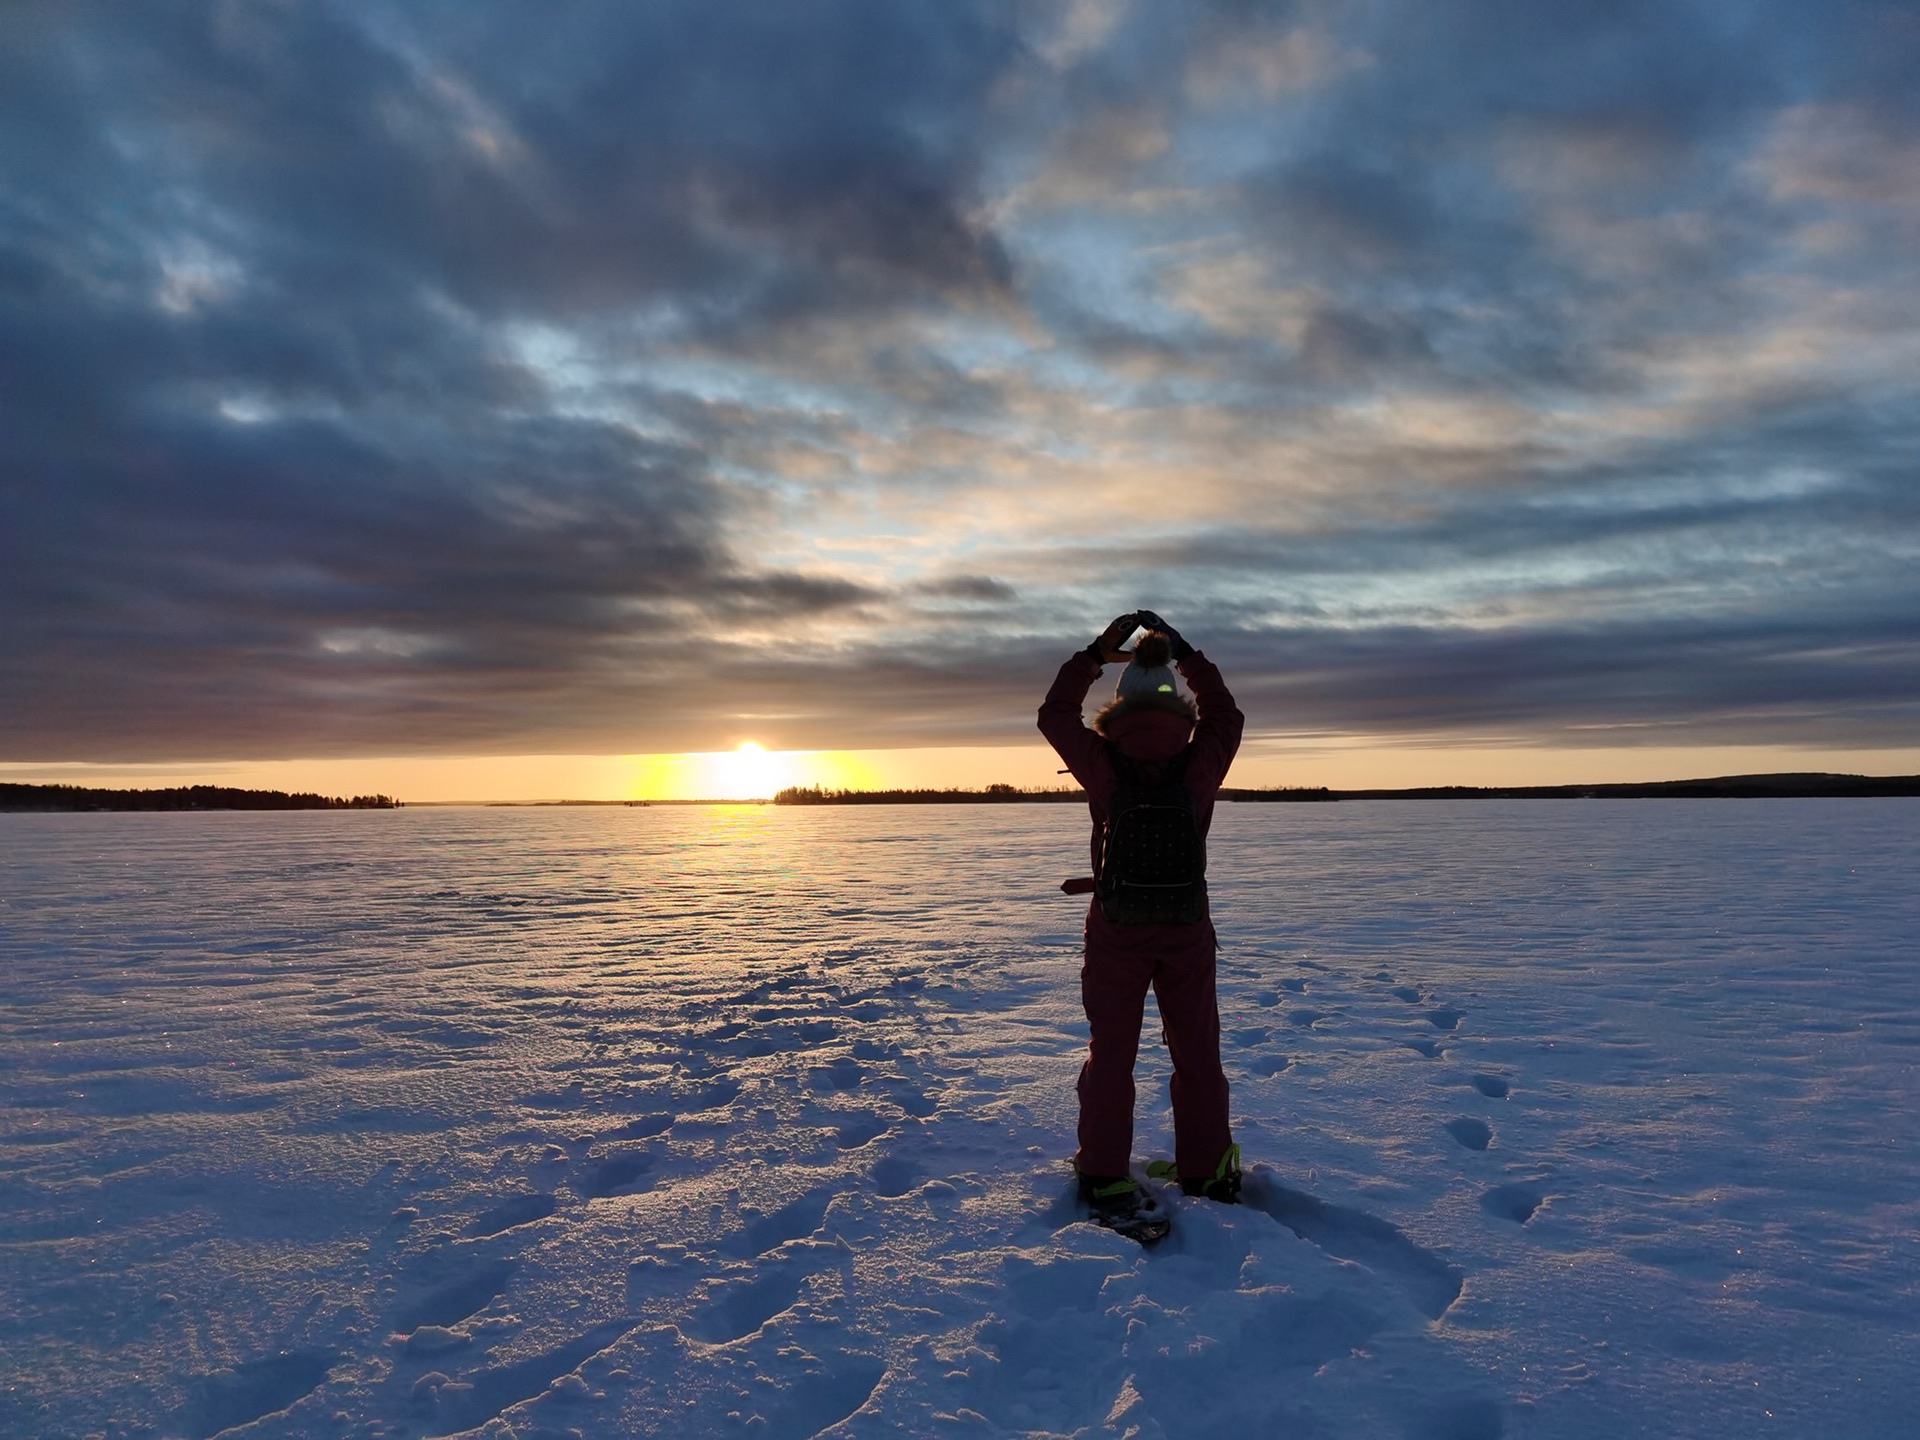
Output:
[
  {"xmin": 1177, "ymin": 650, "xmax": 1244, "ymax": 792},
  {"xmin": 1136, "ymin": 610, "xmax": 1242, "ymax": 791},
  {"xmin": 1037, "ymin": 614, "xmax": 1138, "ymax": 788}
]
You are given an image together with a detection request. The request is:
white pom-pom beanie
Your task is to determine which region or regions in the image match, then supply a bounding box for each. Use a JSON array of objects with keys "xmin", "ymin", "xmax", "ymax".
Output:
[{"xmin": 1116, "ymin": 661, "xmax": 1181, "ymax": 701}]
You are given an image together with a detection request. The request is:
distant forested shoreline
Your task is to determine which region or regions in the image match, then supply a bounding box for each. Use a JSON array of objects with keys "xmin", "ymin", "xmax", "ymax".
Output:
[
  {"xmin": 1288, "ymin": 773, "xmax": 1920, "ymax": 800},
  {"xmin": 1, "ymin": 783, "xmax": 401, "ymax": 812},
  {"xmin": 774, "ymin": 783, "xmax": 1084, "ymax": 805},
  {"xmin": 774, "ymin": 773, "xmax": 1919, "ymax": 805},
  {"xmin": 7, "ymin": 774, "xmax": 1911, "ymax": 813}
]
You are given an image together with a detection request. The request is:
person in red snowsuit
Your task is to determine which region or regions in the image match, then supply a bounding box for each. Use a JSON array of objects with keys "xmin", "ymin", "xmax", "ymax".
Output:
[{"xmin": 1038, "ymin": 610, "xmax": 1245, "ymax": 1206}]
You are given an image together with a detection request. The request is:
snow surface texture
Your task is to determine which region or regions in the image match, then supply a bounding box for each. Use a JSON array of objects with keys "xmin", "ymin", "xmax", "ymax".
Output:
[{"xmin": 2, "ymin": 802, "xmax": 1916, "ymax": 1439}]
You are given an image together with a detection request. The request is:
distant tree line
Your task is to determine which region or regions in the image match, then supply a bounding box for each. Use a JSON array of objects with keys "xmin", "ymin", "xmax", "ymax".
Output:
[
  {"xmin": 774, "ymin": 783, "xmax": 1085, "ymax": 805},
  {"xmin": 1283, "ymin": 774, "xmax": 1920, "ymax": 800},
  {"xmin": 769, "ymin": 774, "xmax": 1917, "ymax": 805},
  {"xmin": 0, "ymin": 783, "xmax": 402, "ymax": 812},
  {"xmin": 773, "ymin": 783, "xmax": 1339, "ymax": 805}
]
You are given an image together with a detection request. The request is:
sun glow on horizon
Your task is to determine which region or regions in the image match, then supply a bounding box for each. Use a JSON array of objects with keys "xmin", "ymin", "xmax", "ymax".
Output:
[
  {"xmin": 718, "ymin": 741, "xmax": 774, "ymax": 801},
  {"xmin": 624, "ymin": 744, "xmax": 886, "ymax": 801}
]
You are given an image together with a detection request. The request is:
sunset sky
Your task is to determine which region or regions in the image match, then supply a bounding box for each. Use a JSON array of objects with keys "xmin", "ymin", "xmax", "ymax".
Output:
[{"xmin": 5, "ymin": 1, "xmax": 1917, "ymax": 801}]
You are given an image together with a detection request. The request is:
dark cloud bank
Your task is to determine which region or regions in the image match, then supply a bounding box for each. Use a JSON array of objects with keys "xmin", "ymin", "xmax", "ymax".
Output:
[{"xmin": 4, "ymin": 1, "xmax": 1917, "ymax": 762}]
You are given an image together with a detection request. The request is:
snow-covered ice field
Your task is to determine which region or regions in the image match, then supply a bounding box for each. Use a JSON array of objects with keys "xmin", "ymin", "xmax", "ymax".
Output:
[{"xmin": 3, "ymin": 801, "xmax": 1916, "ymax": 1439}]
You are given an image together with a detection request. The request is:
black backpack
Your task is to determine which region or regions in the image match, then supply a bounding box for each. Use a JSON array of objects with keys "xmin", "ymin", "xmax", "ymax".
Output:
[{"xmin": 1097, "ymin": 743, "xmax": 1207, "ymax": 925}]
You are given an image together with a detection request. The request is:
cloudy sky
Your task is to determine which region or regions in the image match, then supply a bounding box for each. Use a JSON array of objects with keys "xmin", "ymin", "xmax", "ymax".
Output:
[{"xmin": 5, "ymin": 0, "xmax": 1917, "ymax": 797}]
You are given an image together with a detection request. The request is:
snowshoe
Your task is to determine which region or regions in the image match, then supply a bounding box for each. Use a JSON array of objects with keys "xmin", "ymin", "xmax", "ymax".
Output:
[{"xmin": 1079, "ymin": 1174, "xmax": 1171, "ymax": 1246}]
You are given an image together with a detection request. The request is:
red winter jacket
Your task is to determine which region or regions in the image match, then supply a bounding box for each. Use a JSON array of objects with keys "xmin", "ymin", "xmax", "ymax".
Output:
[{"xmin": 1037, "ymin": 647, "xmax": 1245, "ymax": 883}]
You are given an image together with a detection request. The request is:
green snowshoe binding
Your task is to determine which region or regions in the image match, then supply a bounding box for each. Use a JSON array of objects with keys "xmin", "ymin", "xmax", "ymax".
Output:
[
  {"xmin": 1146, "ymin": 1143, "xmax": 1242, "ymax": 1204},
  {"xmin": 1078, "ymin": 1172, "xmax": 1172, "ymax": 1246}
]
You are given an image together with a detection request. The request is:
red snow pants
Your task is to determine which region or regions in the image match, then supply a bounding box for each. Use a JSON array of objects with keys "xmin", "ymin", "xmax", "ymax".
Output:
[{"xmin": 1075, "ymin": 905, "xmax": 1233, "ymax": 1180}]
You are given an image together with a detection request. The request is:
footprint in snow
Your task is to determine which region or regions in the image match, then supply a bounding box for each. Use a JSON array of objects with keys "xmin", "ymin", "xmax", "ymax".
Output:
[
  {"xmin": 683, "ymin": 1078, "xmax": 742, "ymax": 1112},
  {"xmin": 1470, "ymin": 1074, "xmax": 1511, "ymax": 1099},
  {"xmin": 184, "ymin": 1350, "xmax": 336, "ymax": 1440},
  {"xmin": 1444, "ymin": 1118, "xmax": 1494, "ymax": 1152},
  {"xmin": 808, "ymin": 1057, "xmax": 864, "ymax": 1093},
  {"xmin": 1249, "ymin": 1054, "xmax": 1292, "ymax": 1077},
  {"xmin": 682, "ymin": 1266, "xmax": 806, "ymax": 1344},
  {"xmin": 601, "ymin": 1111, "xmax": 674, "ymax": 1142},
  {"xmin": 464, "ymin": 1192, "xmax": 556, "ymax": 1238},
  {"xmin": 870, "ymin": 1154, "xmax": 920, "ymax": 1198},
  {"xmin": 573, "ymin": 1150, "xmax": 657, "ymax": 1199},
  {"xmin": 725, "ymin": 1188, "xmax": 834, "ymax": 1258},
  {"xmin": 1424, "ymin": 1007, "xmax": 1464, "ymax": 1031},
  {"xmin": 393, "ymin": 1258, "xmax": 517, "ymax": 1334},
  {"xmin": 833, "ymin": 1113, "xmax": 888, "ymax": 1150},
  {"xmin": 1400, "ymin": 1037, "xmax": 1445, "ymax": 1059},
  {"xmin": 724, "ymin": 1032, "xmax": 779, "ymax": 1058},
  {"xmin": 885, "ymin": 1078, "xmax": 938, "ymax": 1117},
  {"xmin": 749, "ymin": 1359, "xmax": 888, "ymax": 1440},
  {"xmin": 1481, "ymin": 1183, "xmax": 1545, "ymax": 1225},
  {"xmin": 425, "ymin": 1317, "xmax": 630, "ymax": 1434},
  {"xmin": 1391, "ymin": 985, "xmax": 1423, "ymax": 1003}
]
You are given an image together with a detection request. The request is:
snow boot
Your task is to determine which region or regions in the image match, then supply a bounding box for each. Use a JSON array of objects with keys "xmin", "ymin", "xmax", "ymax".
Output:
[{"xmin": 1150, "ymin": 1144, "xmax": 1242, "ymax": 1204}]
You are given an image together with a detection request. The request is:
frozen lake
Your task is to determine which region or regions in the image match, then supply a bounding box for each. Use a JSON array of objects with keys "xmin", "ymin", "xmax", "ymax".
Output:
[{"xmin": 3, "ymin": 801, "xmax": 1917, "ymax": 1438}]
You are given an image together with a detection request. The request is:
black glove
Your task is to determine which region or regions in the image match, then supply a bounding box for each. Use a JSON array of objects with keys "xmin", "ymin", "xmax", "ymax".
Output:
[
  {"xmin": 1135, "ymin": 610, "xmax": 1193, "ymax": 661},
  {"xmin": 1088, "ymin": 613, "xmax": 1140, "ymax": 665}
]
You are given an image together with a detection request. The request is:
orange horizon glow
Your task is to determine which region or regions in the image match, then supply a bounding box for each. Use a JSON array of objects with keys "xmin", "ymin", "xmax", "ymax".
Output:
[{"xmin": 4, "ymin": 740, "xmax": 1920, "ymax": 806}]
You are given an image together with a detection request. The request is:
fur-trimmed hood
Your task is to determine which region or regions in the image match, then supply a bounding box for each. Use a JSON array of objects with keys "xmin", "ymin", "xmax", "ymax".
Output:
[{"xmin": 1092, "ymin": 692, "xmax": 1197, "ymax": 757}]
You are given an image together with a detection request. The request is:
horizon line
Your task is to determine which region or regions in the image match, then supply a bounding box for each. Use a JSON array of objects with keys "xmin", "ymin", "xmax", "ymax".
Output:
[{"xmin": 12, "ymin": 771, "xmax": 1917, "ymax": 810}]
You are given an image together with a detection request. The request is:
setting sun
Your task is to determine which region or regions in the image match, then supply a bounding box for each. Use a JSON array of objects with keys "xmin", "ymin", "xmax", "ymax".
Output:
[
  {"xmin": 717, "ymin": 741, "xmax": 777, "ymax": 800},
  {"xmin": 617, "ymin": 744, "xmax": 890, "ymax": 802}
]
